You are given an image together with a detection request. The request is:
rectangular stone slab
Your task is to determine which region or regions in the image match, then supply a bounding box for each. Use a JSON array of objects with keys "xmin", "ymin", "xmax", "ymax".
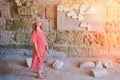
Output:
[
  {"xmin": 91, "ymin": 68, "xmax": 108, "ymax": 78},
  {"xmin": 26, "ymin": 58, "xmax": 32, "ymax": 67}
]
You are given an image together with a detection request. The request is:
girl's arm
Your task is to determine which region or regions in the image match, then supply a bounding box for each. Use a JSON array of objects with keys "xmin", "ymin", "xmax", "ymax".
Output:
[{"xmin": 34, "ymin": 42, "xmax": 40, "ymax": 55}]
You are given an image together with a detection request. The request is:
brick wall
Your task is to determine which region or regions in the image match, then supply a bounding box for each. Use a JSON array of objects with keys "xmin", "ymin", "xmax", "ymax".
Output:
[{"xmin": 0, "ymin": 0, "xmax": 120, "ymax": 58}]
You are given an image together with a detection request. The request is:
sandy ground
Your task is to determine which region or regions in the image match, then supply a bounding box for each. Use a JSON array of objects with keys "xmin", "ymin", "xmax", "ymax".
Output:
[{"xmin": 0, "ymin": 52, "xmax": 120, "ymax": 80}]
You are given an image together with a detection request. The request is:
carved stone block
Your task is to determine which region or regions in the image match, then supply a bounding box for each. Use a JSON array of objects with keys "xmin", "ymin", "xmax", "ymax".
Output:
[{"xmin": 46, "ymin": 6, "xmax": 57, "ymax": 19}]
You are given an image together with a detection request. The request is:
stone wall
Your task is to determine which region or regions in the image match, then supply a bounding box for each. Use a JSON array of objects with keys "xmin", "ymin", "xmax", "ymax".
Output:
[{"xmin": 0, "ymin": 0, "xmax": 120, "ymax": 58}]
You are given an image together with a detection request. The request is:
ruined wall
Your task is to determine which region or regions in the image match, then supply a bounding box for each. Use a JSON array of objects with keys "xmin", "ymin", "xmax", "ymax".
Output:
[{"xmin": 0, "ymin": 0, "xmax": 120, "ymax": 58}]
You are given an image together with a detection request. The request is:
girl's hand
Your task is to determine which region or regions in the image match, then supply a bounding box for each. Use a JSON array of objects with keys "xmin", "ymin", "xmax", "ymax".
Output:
[
  {"xmin": 38, "ymin": 57, "xmax": 40, "ymax": 63},
  {"xmin": 36, "ymin": 51, "xmax": 40, "ymax": 62},
  {"xmin": 36, "ymin": 51, "xmax": 40, "ymax": 58}
]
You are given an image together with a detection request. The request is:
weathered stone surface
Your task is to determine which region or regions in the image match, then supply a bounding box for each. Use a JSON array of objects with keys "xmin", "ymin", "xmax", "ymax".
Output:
[
  {"xmin": 103, "ymin": 61, "xmax": 113, "ymax": 69},
  {"xmin": 0, "ymin": 3, "xmax": 12, "ymax": 29},
  {"xmin": 88, "ymin": 47, "xmax": 109, "ymax": 58},
  {"xmin": 15, "ymin": 31, "xmax": 30, "ymax": 44},
  {"xmin": 6, "ymin": 20, "xmax": 22, "ymax": 31},
  {"xmin": 68, "ymin": 46, "xmax": 79, "ymax": 57},
  {"xmin": 80, "ymin": 61, "xmax": 95, "ymax": 68},
  {"xmin": 15, "ymin": 49, "xmax": 32, "ymax": 56},
  {"xmin": 0, "ymin": 31, "xmax": 15, "ymax": 45},
  {"xmin": 0, "ymin": 4, "xmax": 11, "ymax": 19},
  {"xmin": 47, "ymin": 32, "xmax": 56, "ymax": 44},
  {"xmin": 109, "ymin": 47, "xmax": 120, "ymax": 58},
  {"xmin": 26, "ymin": 58, "xmax": 32, "ymax": 67},
  {"xmin": 48, "ymin": 0, "xmax": 107, "ymax": 4},
  {"xmin": 55, "ymin": 31, "xmax": 68, "ymax": 44},
  {"xmin": 67, "ymin": 31, "xmax": 75, "ymax": 45},
  {"xmin": 18, "ymin": 6, "xmax": 27, "ymax": 15},
  {"xmin": 15, "ymin": 0, "xmax": 46, "ymax": 16},
  {"xmin": 52, "ymin": 60, "xmax": 64, "ymax": 69},
  {"xmin": 83, "ymin": 32, "xmax": 92, "ymax": 47},
  {"xmin": 30, "ymin": 6, "xmax": 37, "ymax": 16},
  {"xmin": 0, "ymin": 18, "xmax": 6, "ymax": 29},
  {"xmin": 91, "ymin": 68, "xmax": 108, "ymax": 78},
  {"xmin": 48, "ymin": 0, "xmax": 61, "ymax": 3},
  {"xmin": 53, "ymin": 45, "xmax": 68, "ymax": 54},
  {"xmin": 76, "ymin": 47, "xmax": 89, "ymax": 57},
  {"xmin": 46, "ymin": 6, "xmax": 57, "ymax": 19},
  {"xmin": 0, "ymin": 49, "xmax": 32, "ymax": 57},
  {"xmin": 15, "ymin": 32, "xmax": 26, "ymax": 43},
  {"xmin": 1, "ymin": 0, "xmax": 120, "ymax": 59},
  {"xmin": 24, "ymin": 32, "xmax": 31, "ymax": 44},
  {"xmin": 67, "ymin": 10, "xmax": 78, "ymax": 18},
  {"xmin": 18, "ymin": 6, "xmax": 37, "ymax": 16},
  {"xmin": 75, "ymin": 31, "xmax": 83, "ymax": 46},
  {"xmin": 95, "ymin": 61, "xmax": 103, "ymax": 68},
  {"xmin": 83, "ymin": 32, "xmax": 104, "ymax": 47},
  {"xmin": 42, "ymin": 19, "xmax": 49, "ymax": 32},
  {"xmin": 46, "ymin": 50, "xmax": 68, "ymax": 58},
  {"xmin": 49, "ymin": 19, "xmax": 57, "ymax": 31},
  {"xmin": 57, "ymin": 9, "xmax": 80, "ymax": 30},
  {"xmin": 69, "ymin": 46, "xmax": 90, "ymax": 57},
  {"xmin": 0, "ymin": 49, "xmax": 14, "ymax": 57},
  {"xmin": 15, "ymin": 0, "xmax": 22, "ymax": 7},
  {"xmin": 21, "ymin": 19, "xmax": 32, "ymax": 31},
  {"xmin": 36, "ymin": 5, "xmax": 45, "ymax": 18}
]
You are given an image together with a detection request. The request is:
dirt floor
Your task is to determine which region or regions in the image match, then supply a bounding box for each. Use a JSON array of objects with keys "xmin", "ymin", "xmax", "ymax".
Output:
[{"xmin": 1, "ymin": 50, "xmax": 120, "ymax": 80}]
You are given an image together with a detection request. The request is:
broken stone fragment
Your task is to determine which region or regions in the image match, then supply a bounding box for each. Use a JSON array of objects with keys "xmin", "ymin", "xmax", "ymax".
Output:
[
  {"xmin": 95, "ymin": 61, "xmax": 103, "ymax": 68},
  {"xmin": 72, "ymin": 14, "xmax": 78, "ymax": 18},
  {"xmin": 91, "ymin": 68, "xmax": 108, "ymax": 78},
  {"xmin": 26, "ymin": 58, "xmax": 32, "ymax": 67},
  {"xmin": 15, "ymin": 0, "xmax": 22, "ymax": 7},
  {"xmin": 67, "ymin": 10, "xmax": 74, "ymax": 17},
  {"xmin": 80, "ymin": 22, "xmax": 87, "ymax": 28},
  {"xmin": 103, "ymin": 61, "xmax": 113, "ymax": 69},
  {"xmin": 87, "ymin": 24, "xmax": 93, "ymax": 31},
  {"xmin": 52, "ymin": 60, "xmax": 64, "ymax": 70},
  {"xmin": 78, "ymin": 14, "xmax": 84, "ymax": 21},
  {"xmin": 67, "ymin": 10, "xmax": 77, "ymax": 18},
  {"xmin": 80, "ymin": 61, "xmax": 95, "ymax": 68}
]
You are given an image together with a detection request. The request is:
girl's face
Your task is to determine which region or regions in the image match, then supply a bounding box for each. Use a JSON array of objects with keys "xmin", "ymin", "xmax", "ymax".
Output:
[{"xmin": 35, "ymin": 21, "xmax": 41, "ymax": 27}]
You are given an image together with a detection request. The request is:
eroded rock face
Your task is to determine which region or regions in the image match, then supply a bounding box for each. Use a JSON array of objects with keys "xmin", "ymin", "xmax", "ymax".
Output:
[
  {"xmin": 0, "ymin": 31, "xmax": 15, "ymax": 45},
  {"xmin": 0, "ymin": 18, "xmax": 6, "ymax": 29},
  {"xmin": 91, "ymin": 68, "xmax": 108, "ymax": 78},
  {"xmin": 80, "ymin": 61, "xmax": 95, "ymax": 68},
  {"xmin": 0, "ymin": 3, "xmax": 12, "ymax": 29},
  {"xmin": 52, "ymin": 60, "xmax": 64, "ymax": 70}
]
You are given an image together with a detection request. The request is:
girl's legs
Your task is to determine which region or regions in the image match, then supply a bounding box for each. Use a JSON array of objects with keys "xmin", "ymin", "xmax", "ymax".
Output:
[
  {"xmin": 37, "ymin": 58, "xmax": 46, "ymax": 78},
  {"xmin": 37, "ymin": 66, "xmax": 46, "ymax": 78},
  {"xmin": 41, "ymin": 65, "xmax": 46, "ymax": 74}
]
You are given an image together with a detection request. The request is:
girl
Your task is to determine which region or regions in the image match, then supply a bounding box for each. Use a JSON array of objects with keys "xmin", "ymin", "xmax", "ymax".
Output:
[{"xmin": 30, "ymin": 17, "xmax": 48, "ymax": 78}]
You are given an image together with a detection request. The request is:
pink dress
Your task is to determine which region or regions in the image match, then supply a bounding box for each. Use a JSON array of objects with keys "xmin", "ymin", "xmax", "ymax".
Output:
[{"xmin": 30, "ymin": 29, "xmax": 46, "ymax": 71}]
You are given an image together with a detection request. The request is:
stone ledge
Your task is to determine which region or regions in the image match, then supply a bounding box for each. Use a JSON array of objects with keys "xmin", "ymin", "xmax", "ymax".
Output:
[{"xmin": 0, "ymin": 44, "xmax": 33, "ymax": 49}]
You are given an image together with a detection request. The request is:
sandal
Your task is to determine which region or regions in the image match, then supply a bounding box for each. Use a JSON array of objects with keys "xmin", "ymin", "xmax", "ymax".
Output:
[{"xmin": 41, "ymin": 71, "xmax": 46, "ymax": 74}]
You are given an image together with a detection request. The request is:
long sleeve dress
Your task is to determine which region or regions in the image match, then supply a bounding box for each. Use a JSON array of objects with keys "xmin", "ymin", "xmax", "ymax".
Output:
[{"xmin": 30, "ymin": 29, "xmax": 46, "ymax": 71}]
